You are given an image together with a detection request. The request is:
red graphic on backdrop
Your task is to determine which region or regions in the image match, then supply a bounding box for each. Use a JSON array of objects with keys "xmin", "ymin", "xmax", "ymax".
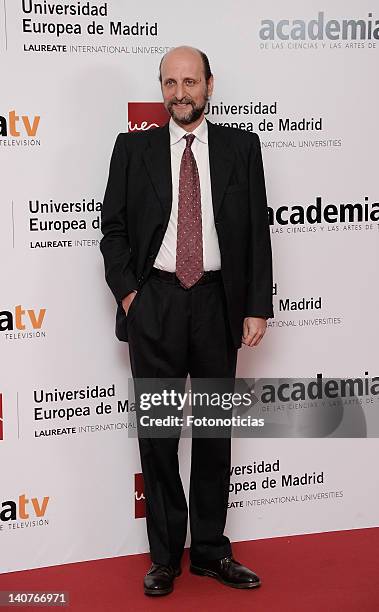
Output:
[
  {"xmin": 128, "ymin": 102, "xmax": 169, "ymax": 132},
  {"xmin": 0, "ymin": 394, "xmax": 3, "ymax": 440},
  {"xmin": 134, "ymin": 472, "xmax": 146, "ymax": 518}
]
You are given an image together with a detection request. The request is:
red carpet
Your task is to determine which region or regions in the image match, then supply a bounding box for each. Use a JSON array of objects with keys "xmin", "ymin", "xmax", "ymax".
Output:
[{"xmin": 0, "ymin": 528, "xmax": 377, "ymax": 611}]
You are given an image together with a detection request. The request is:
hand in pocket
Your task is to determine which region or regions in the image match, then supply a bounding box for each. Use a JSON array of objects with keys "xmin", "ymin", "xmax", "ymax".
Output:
[{"xmin": 122, "ymin": 290, "xmax": 137, "ymax": 316}]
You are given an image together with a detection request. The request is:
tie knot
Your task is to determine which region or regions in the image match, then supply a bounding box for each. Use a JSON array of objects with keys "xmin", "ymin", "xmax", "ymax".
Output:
[{"xmin": 184, "ymin": 133, "xmax": 195, "ymax": 148}]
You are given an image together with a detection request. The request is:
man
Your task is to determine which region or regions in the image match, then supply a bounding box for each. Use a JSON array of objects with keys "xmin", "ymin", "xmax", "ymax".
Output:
[{"xmin": 100, "ymin": 46, "xmax": 274, "ymax": 596}]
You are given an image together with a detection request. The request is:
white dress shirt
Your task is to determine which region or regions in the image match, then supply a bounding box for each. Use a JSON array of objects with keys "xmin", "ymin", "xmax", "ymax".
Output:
[{"xmin": 154, "ymin": 116, "xmax": 221, "ymax": 272}]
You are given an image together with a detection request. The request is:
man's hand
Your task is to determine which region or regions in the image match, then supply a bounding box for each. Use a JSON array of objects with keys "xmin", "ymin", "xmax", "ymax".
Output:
[
  {"xmin": 242, "ymin": 317, "xmax": 267, "ymax": 347},
  {"xmin": 122, "ymin": 290, "xmax": 137, "ymax": 316}
]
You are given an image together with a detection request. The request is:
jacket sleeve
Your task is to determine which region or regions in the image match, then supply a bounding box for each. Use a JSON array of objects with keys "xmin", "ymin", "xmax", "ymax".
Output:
[
  {"xmin": 245, "ymin": 132, "xmax": 274, "ymax": 319},
  {"xmin": 100, "ymin": 133, "xmax": 138, "ymax": 303}
]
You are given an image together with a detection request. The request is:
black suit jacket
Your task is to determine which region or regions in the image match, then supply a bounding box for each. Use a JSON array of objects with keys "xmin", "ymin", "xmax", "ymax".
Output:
[{"xmin": 100, "ymin": 119, "xmax": 274, "ymax": 349}]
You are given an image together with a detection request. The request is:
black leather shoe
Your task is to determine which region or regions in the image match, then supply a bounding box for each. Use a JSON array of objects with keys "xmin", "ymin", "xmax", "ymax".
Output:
[
  {"xmin": 144, "ymin": 563, "xmax": 181, "ymax": 596},
  {"xmin": 190, "ymin": 555, "xmax": 261, "ymax": 589}
]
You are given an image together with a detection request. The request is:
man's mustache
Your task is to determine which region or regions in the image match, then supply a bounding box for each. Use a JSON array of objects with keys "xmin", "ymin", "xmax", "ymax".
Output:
[{"xmin": 168, "ymin": 98, "xmax": 194, "ymax": 106}]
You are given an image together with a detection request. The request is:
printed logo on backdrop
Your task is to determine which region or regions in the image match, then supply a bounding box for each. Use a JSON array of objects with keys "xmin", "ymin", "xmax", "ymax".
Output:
[
  {"xmin": 2, "ymin": 0, "xmax": 171, "ymax": 55},
  {"xmin": 0, "ymin": 394, "xmax": 3, "ymax": 440},
  {"xmin": 0, "ymin": 384, "xmax": 135, "ymax": 440},
  {"xmin": 270, "ymin": 282, "xmax": 344, "ymax": 330},
  {"xmin": 258, "ymin": 11, "xmax": 379, "ymax": 50},
  {"xmin": 0, "ymin": 493, "xmax": 50, "ymax": 532},
  {"xmin": 0, "ymin": 109, "xmax": 41, "ymax": 147},
  {"xmin": 134, "ymin": 473, "xmax": 146, "ymax": 518},
  {"xmin": 0, "ymin": 304, "xmax": 46, "ymax": 341},
  {"xmin": 205, "ymin": 100, "xmax": 342, "ymax": 150},
  {"xmin": 7, "ymin": 195, "xmax": 102, "ymax": 251},
  {"xmin": 29, "ymin": 383, "xmax": 136, "ymax": 439},
  {"xmin": 269, "ymin": 194, "xmax": 379, "ymax": 236},
  {"xmin": 128, "ymin": 103, "xmax": 169, "ymax": 132},
  {"xmin": 228, "ymin": 457, "xmax": 344, "ymax": 512},
  {"xmin": 26, "ymin": 197, "xmax": 102, "ymax": 250}
]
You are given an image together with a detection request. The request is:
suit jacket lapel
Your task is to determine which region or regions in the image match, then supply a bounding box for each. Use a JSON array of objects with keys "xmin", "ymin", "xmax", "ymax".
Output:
[
  {"xmin": 207, "ymin": 119, "xmax": 234, "ymax": 220},
  {"xmin": 142, "ymin": 122, "xmax": 172, "ymax": 219}
]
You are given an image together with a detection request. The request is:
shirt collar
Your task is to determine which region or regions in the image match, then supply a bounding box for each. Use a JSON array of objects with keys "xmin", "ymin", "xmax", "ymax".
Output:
[{"xmin": 169, "ymin": 116, "xmax": 208, "ymax": 146}]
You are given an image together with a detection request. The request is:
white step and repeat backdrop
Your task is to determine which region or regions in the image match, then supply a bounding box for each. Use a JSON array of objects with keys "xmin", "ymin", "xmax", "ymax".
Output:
[{"xmin": 1, "ymin": 1, "xmax": 379, "ymax": 573}]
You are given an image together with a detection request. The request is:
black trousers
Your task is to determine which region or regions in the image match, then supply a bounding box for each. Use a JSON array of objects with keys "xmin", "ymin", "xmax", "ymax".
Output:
[{"xmin": 127, "ymin": 269, "xmax": 238, "ymax": 567}]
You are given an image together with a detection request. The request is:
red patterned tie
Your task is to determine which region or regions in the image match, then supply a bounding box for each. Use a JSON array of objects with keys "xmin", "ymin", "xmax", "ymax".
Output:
[{"xmin": 176, "ymin": 133, "xmax": 204, "ymax": 288}]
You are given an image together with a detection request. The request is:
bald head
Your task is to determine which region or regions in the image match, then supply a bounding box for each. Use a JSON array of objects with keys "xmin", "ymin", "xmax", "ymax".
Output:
[{"xmin": 159, "ymin": 46, "xmax": 212, "ymax": 84}]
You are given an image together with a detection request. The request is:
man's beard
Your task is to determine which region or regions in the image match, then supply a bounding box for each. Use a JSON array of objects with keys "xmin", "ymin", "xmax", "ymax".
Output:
[{"xmin": 166, "ymin": 94, "xmax": 208, "ymax": 125}]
